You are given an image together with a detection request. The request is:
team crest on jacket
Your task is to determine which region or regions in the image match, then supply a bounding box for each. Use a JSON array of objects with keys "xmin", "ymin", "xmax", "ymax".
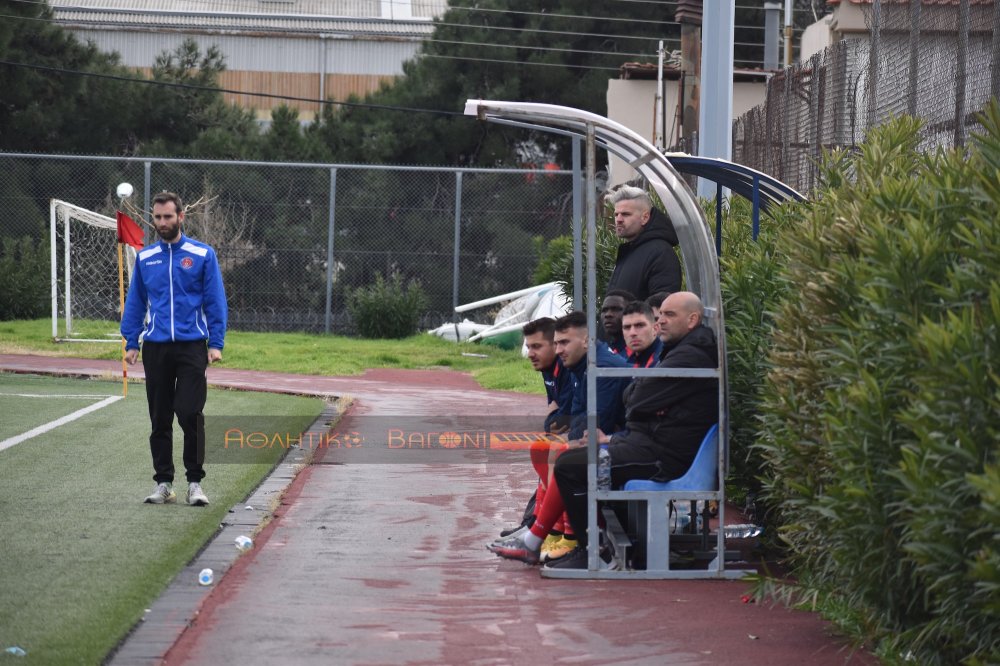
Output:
[{"xmin": 181, "ymin": 257, "xmax": 194, "ymax": 269}]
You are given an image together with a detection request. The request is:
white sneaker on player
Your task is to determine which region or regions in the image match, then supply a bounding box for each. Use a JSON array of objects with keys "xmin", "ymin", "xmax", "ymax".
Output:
[
  {"xmin": 144, "ymin": 482, "xmax": 176, "ymax": 504},
  {"xmin": 186, "ymin": 482, "xmax": 209, "ymax": 506}
]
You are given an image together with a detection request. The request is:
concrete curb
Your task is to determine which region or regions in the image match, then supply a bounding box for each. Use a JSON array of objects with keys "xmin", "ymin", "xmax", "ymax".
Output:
[{"xmin": 105, "ymin": 400, "xmax": 344, "ymax": 666}]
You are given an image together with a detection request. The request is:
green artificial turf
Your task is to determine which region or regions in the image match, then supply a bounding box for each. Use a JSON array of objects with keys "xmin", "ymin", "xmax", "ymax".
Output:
[
  {"xmin": 0, "ymin": 318, "xmax": 544, "ymax": 395},
  {"xmin": 0, "ymin": 373, "xmax": 324, "ymax": 664}
]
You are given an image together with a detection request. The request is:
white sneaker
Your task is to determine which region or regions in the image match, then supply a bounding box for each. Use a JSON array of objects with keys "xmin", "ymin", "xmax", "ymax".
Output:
[
  {"xmin": 144, "ymin": 482, "xmax": 176, "ymax": 504},
  {"xmin": 493, "ymin": 524, "xmax": 529, "ymax": 545},
  {"xmin": 187, "ymin": 482, "xmax": 209, "ymax": 506}
]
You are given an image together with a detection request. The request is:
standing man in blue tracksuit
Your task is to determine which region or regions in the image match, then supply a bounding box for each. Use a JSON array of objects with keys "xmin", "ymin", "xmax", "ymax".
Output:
[{"xmin": 121, "ymin": 191, "xmax": 227, "ymax": 507}]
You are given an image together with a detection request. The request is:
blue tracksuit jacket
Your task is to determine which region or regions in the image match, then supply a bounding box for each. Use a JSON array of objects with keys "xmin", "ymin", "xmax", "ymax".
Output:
[
  {"xmin": 121, "ymin": 234, "xmax": 227, "ymax": 351},
  {"xmin": 541, "ymin": 358, "xmax": 574, "ymax": 433},
  {"xmin": 566, "ymin": 341, "xmax": 629, "ymax": 439}
]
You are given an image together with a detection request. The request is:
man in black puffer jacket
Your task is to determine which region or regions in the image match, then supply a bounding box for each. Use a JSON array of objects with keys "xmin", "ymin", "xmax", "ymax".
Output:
[{"xmin": 605, "ymin": 185, "xmax": 682, "ymax": 301}]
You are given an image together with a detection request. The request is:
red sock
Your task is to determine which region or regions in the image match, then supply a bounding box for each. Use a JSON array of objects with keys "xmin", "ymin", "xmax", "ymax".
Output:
[
  {"xmin": 534, "ymin": 481, "xmax": 546, "ymax": 517},
  {"xmin": 530, "ymin": 479, "xmax": 566, "ymax": 540}
]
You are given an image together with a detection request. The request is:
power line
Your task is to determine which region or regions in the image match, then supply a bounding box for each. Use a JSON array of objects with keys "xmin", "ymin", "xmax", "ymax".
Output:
[
  {"xmin": 7, "ymin": 7, "xmax": 674, "ymax": 60},
  {"xmin": 17, "ymin": 0, "xmax": 794, "ymax": 50},
  {"xmin": 424, "ymin": 38, "xmax": 666, "ymax": 60},
  {"xmin": 40, "ymin": 0, "xmax": 677, "ymax": 27},
  {"xmin": 443, "ymin": 2, "xmax": 677, "ymax": 26},
  {"xmin": 0, "ymin": 59, "xmax": 467, "ymax": 117},
  {"xmin": 43, "ymin": 7, "xmax": 675, "ymax": 43},
  {"xmin": 417, "ymin": 53, "xmax": 621, "ymax": 72}
]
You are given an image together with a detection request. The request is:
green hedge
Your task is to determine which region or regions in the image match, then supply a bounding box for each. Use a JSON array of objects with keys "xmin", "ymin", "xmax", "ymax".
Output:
[
  {"xmin": 717, "ymin": 197, "xmax": 797, "ymax": 509},
  {"xmin": 347, "ymin": 271, "xmax": 427, "ymax": 339},
  {"xmin": 754, "ymin": 107, "xmax": 1000, "ymax": 664},
  {"xmin": 0, "ymin": 236, "xmax": 48, "ymax": 321}
]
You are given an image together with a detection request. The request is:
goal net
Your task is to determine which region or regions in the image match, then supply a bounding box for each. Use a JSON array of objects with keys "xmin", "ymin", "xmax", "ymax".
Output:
[{"xmin": 50, "ymin": 200, "xmax": 141, "ymax": 342}]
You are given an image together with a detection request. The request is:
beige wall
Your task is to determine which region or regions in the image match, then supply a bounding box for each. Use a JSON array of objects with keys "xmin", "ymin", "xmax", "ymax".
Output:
[
  {"xmin": 801, "ymin": 16, "xmax": 834, "ymax": 62},
  {"xmin": 607, "ymin": 76, "xmax": 766, "ymax": 186}
]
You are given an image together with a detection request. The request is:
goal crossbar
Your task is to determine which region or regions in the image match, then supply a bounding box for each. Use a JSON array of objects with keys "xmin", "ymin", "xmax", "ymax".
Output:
[{"xmin": 50, "ymin": 199, "xmax": 137, "ymax": 342}]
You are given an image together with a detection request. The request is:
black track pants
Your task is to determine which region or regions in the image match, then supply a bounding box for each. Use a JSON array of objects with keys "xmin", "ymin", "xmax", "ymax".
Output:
[{"xmin": 142, "ymin": 340, "xmax": 208, "ymax": 484}]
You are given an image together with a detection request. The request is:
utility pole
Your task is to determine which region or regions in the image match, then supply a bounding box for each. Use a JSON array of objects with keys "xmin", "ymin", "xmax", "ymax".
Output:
[
  {"xmin": 697, "ymin": 0, "xmax": 735, "ymax": 199},
  {"xmin": 676, "ymin": 0, "xmax": 702, "ymax": 155}
]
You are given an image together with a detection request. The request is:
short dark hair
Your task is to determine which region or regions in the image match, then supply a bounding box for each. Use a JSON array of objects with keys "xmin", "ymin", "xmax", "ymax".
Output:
[
  {"xmin": 522, "ymin": 317, "xmax": 556, "ymax": 340},
  {"xmin": 554, "ymin": 310, "xmax": 588, "ymax": 333},
  {"xmin": 152, "ymin": 191, "xmax": 184, "ymax": 213},
  {"xmin": 604, "ymin": 289, "xmax": 636, "ymax": 302},
  {"xmin": 622, "ymin": 300, "xmax": 654, "ymax": 320},
  {"xmin": 646, "ymin": 291, "xmax": 669, "ymax": 310}
]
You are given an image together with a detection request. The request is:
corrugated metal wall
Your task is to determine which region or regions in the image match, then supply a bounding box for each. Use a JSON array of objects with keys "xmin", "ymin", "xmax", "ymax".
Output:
[
  {"xmin": 55, "ymin": 1, "xmax": 447, "ymax": 118},
  {"xmin": 71, "ymin": 29, "xmax": 419, "ymax": 75},
  {"xmin": 50, "ymin": 0, "xmax": 447, "ymax": 19},
  {"xmin": 53, "ymin": 0, "xmax": 444, "ymax": 18}
]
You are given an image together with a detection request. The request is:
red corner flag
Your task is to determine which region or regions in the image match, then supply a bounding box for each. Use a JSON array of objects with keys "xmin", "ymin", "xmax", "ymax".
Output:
[{"xmin": 116, "ymin": 211, "xmax": 144, "ymax": 250}]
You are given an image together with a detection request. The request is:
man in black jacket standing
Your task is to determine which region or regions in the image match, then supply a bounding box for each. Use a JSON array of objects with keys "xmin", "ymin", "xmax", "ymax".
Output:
[{"xmin": 605, "ymin": 186, "xmax": 682, "ymax": 301}]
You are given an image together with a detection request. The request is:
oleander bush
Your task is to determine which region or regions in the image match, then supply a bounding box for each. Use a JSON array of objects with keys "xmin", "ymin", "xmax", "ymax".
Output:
[
  {"xmin": 717, "ymin": 196, "xmax": 798, "ymax": 510},
  {"xmin": 348, "ymin": 271, "xmax": 427, "ymax": 339},
  {"xmin": 754, "ymin": 105, "xmax": 1000, "ymax": 664}
]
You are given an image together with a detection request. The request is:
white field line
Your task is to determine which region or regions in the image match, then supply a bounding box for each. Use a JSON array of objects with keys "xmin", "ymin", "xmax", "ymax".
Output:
[
  {"xmin": 0, "ymin": 393, "xmax": 114, "ymax": 398},
  {"xmin": 0, "ymin": 395, "xmax": 123, "ymax": 453}
]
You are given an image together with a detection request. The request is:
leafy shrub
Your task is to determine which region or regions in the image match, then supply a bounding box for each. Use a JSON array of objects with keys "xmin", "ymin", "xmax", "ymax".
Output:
[
  {"xmin": 534, "ymin": 211, "xmax": 620, "ymax": 306},
  {"xmin": 347, "ymin": 271, "xmax": 427, "ymax": 339},
  {"xmin": 754, "ymin": 107, "xmax": 1000, "ymax": 664},
  {"xmin": 717, "ymin": 196, "xmax": 798, "ymax": 509},
  {"xmin": 0, "ymin": 236, "xmax": 48, "ymax": 320}
]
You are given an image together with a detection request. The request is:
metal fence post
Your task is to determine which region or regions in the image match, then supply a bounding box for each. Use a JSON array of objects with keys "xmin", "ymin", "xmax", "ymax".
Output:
[
  {"xmin": 584, "ymin": 121, "xmax": 599, "ymax": 572},
  {"xmin": 867, "ymin": 0, "xmax": 881, "ymax": 133},
  {"xmin": 572, "ymin": 137, "xmax": 583, "ymax": 310},
  {"xmin": 955, "ymin": 0, "xmax": 970, "ymax": 149},
  {"xmin": 143, "ymin": 161, "xmax": 151, "ymax": 227},
  {"xmin": 324, "ymin": 167, "xmax": 337, "ymax": 334},
  {"xmin": 452, "ymin": 171, "xmax": 463, "ymax": 324},
  {"xmin": 907, "ymin": 0, "xmax": 922, "ymax": 117},
  {"xmin": 993, "ymin": 0, "xmax": 1000, "ymax": 103}
]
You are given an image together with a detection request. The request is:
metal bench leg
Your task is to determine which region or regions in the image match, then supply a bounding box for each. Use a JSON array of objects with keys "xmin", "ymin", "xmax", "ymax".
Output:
[{"xmin": 644, "ymin": 498, "xmax": 671, "ymax": 572}]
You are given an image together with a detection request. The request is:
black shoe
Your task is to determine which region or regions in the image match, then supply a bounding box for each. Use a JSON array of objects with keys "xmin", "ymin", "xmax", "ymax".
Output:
[{"xmin": 544, "ymin": 545, "xmax": 587, "ymax": 569}]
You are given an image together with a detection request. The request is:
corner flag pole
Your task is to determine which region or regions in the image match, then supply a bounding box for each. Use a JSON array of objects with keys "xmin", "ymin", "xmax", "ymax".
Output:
[{"xmin": 117, "ymin": 241, "xmax": 128, "ymax": 398}]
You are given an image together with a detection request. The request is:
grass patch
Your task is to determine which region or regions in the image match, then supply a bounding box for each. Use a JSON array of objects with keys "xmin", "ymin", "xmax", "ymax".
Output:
[
  {"xmin": 0, "ymin": 319, "xmax": 543, "ymax": 395},
  {"xmin": 0, "ymin": 373, "xmax": 324, "ymax": 664}
]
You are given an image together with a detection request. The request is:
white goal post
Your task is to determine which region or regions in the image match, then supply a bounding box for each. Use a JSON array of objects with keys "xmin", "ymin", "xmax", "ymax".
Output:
[{"xmin": 50, "ymin": 199, "xmax": 140, "ymax": 342}]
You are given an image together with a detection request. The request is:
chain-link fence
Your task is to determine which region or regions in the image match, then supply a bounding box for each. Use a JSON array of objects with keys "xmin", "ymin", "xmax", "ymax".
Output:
[
  {"xmin": 0, "ymin": 154, "xmax": 577, "ymax": 335},
  {"xmin": 733, "ymin": 0, "xmax": 1000, "ymax": 194}
]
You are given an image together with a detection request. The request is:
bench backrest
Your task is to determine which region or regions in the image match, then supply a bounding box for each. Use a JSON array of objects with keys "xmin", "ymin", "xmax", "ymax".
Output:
[{"xmin": 623, "ymin": 423, "xmax": 719, "ymax": 492}]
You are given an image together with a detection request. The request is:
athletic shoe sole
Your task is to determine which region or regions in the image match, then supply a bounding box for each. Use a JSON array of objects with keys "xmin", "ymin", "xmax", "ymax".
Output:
[
  {"xmin": 144, "ymin": 494, "xmax": 176, "ymax": 504},
  {"xmin": 485, "ymin": 543, "xmax": 539, "ymax": 565}
]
